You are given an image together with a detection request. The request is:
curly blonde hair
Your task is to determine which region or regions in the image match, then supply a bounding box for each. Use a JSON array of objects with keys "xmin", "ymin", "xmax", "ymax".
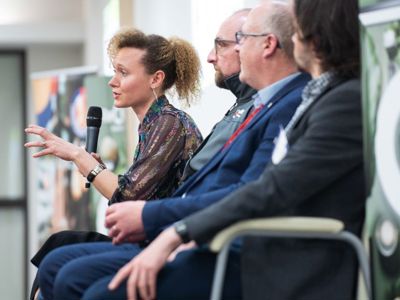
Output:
[{"xmin": 108, "ymin": 28, "xmax": 201, "ymax": 106}]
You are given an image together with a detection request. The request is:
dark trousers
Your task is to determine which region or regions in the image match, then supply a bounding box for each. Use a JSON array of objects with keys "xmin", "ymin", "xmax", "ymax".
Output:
[
  {"xmin": 37, "ymin": 241, "xmax": 242, "ymax": 300},
  {"xmin": 30, "ymin": 230, "xmax": 111, "ymax": 300}
]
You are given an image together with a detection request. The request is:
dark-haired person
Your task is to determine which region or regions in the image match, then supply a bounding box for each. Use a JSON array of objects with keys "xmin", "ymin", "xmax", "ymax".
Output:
[
  {"xmin": 27, "ymin": 10, "xmax": 257, "ymax": 299},
  {"xmin": 35, "ymin": 2, "xmax": 311, "ymax": 299},
  {"xmin": 105, "ymin": 0, "xmax": 365, "ymax": 299},
  {"xmin": 25, "ymin": 27, "xmax": 203, "ymax": 299}
]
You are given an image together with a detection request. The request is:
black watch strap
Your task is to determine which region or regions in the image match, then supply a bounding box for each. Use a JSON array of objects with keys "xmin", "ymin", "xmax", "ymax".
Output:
[
  {"xmin": 174, "ymin": 220, "xmax": 191, "ymax": 243},
  {"xmin": 87, "ymin": 164, "xmax": 106, "ymax": 182}
]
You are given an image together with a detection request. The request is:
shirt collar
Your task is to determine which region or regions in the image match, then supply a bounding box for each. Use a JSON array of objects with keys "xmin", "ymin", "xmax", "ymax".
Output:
[
  {"xmin": 253, "ymin": 72, "xmax": 301, "ymax": 108},
  {"xmin": 142, "ymin": 96, "xmax": 169, "ymax": 126},
  {"xmin": 224, "ymin": 73, "xmax": 257, "ymax": 105},
  {"xmin": 302, "ymin": 71, "xmax": 336, "ymax": 102}
]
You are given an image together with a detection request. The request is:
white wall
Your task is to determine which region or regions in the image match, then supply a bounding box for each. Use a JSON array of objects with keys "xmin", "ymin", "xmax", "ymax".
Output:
[
  {"xmin": 133, "ymin": 0, "xmax": 192, "ymax": 39},
  {"xmin": 0, "ymin": 0, "xmax": 83, "ymax": 24},
  {"xmin": 83, "ymin": 0, "xmax": 109, "ymax": 70},
  {"xmin": 132, "ymin": 0, "xmax": 260, "ymax": 136},
  {"xmin": 27, "ymin": 44, "xmax": 83, "ymax": 73}
]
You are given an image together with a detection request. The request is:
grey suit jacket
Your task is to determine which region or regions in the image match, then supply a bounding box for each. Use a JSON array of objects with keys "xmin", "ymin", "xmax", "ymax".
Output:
[{"xmin": 184, "ymin": 77, "xmax": 366, "ymax": 300}]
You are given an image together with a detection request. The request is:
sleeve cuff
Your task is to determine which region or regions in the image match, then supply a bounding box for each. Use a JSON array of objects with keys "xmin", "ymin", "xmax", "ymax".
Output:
[{"xmin": 142, "ymin": 200, "xmax": 163, "ymax": 240}]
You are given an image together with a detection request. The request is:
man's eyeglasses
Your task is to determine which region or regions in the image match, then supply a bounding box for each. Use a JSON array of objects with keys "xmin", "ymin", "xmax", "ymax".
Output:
[
  {"xmin": 214, "ymin": 37, "xmax": 236, "ymax": 54},
  {"xmin": 235, "ymin": 31, "xmax": 281, "ymax": 48}
]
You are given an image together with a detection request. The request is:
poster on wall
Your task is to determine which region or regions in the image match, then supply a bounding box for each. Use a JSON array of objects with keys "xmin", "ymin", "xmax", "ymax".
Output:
[
  {"xmin": 360, "ymin": 1, "xmax": 400, "ymax": 298},
  {"xmin": 31, "ymin": 68, "xmax": 130, "ymax": 246}
]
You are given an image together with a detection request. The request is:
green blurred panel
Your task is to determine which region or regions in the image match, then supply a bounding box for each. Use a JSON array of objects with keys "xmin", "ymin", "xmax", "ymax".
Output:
[
  {"xmin": 359, "ymin": 0, "xmax": 400, "ymax": 8},
  {"xmin": 360, "ymin": 6, "xmax": 400, "ymax": 299},
  {"xmin": 359, "ymin": 0, "xmax": 380, "ymax": 7}
]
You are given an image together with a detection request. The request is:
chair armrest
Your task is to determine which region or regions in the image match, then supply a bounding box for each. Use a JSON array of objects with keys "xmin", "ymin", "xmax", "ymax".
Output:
[{"xmin": 209, "ymin": 217, "xmax": 344, "ymax": 253}]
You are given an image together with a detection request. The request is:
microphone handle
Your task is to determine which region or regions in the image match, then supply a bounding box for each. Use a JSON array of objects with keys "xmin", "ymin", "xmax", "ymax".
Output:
[
  {"xmin": 86, "ymin": 126, "xmax": 100, "ymax": 153},
  {"xmin": 85, "ymin": 126, "xmax": 100, "ymax": 189}
]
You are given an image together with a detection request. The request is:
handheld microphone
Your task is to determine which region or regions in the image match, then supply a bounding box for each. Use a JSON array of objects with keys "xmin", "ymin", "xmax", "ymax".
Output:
[
  {"xmin": 85, "ymin": 106, "xmax": 102, "ymax": 188},
  {"xmin": 86, "ymin": 106, "xmax": 102, "ymax": 153}
]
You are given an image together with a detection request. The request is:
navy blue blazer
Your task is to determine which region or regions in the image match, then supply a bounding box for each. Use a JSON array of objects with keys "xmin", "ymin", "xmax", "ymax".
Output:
[
  {"xmin": 142, "ymin": 73, "xmax": 310, "ymax": 239},
  {"xmin": 184, "ymin": 77, "xmax": 365, "ymax": 300}
]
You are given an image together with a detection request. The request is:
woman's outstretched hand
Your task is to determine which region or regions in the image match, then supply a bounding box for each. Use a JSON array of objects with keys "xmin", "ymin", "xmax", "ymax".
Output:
[{"xmin": 25, "ymin": 124, "xmax": 82, "ymax": 161}]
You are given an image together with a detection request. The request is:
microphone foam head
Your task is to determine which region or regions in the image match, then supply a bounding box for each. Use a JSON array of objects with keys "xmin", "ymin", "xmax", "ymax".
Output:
[{"xmin": 86, "ymin": 106, "xmax": 102, "ymax": 127}]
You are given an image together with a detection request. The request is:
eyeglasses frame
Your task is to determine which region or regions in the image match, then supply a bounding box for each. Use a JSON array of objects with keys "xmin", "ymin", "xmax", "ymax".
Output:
[
  {"xmin": 235, "ymin": 31, "xmax": 281, "ymax": 48},
  {"xmin": 214, "ymin": 37, "xmax": 237, "ymax": 55}
]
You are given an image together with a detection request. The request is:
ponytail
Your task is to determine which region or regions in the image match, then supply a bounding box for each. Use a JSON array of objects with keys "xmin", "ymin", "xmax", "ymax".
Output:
[{"xmin": 169, "ymin": 37, "xmax": 201, "ymax": 106}]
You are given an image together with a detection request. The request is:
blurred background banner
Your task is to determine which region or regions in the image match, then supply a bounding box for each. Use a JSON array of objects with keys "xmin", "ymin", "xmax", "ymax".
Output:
[
  {"xmin": 359, "ymin": 0, "xmax": 400, "ymax": 298},
  {"xmin": 32, "ymin": 67, "xmax": 96, "ymax": 245},
  {"xmin": 31, "ymin": 68, "xmax": 131, "ymax": 247}
]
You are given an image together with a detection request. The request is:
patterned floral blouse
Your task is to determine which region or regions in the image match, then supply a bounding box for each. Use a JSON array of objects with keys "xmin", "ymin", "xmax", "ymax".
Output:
[{"xmin": 109, "ymin": 96, "xmax": 202, "ymax": 204}]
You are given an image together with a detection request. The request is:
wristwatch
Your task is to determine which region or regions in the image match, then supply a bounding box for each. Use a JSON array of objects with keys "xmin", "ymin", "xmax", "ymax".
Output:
[
  {"xmin": 174, "ymin": 220, "xmax": 191, "ymax": 243},
  {"xmin": 87, "ymin": 163, "xmax": 106, "ymax": 182}
]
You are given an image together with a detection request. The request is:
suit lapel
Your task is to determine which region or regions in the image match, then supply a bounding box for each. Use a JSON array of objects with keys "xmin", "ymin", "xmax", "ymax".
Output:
[
  {"xmin": 243, "ymin": 73, "xmax": 310, "ymax": 132},
  {"xmin": 286, "ymin": 76, "xmax": 346, "ymax": 134},
  {"xmin": 183, "ymin": 74, "xmax": 309, "ymax": 191}
]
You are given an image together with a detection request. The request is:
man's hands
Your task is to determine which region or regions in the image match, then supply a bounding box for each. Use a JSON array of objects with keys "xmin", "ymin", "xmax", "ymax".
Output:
[
  {"xmin": 167, "ymin": 241, "xmax": 197, "ymax": 262},
  {"xmin": 108, "ymin": 227, "xmax": 183, "ymax": 300},
  {"xmin": 105, "ymin": 201, "xmax": 147, "ymax": 244}
]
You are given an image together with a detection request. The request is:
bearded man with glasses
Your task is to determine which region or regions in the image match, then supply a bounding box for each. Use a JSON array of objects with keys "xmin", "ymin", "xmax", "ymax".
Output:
[
  {"xmin": 34, "ymin": 2, "xmax": 310, "ymax": 299},
  {"xmin": 181, "ymin": 8, "xmax": 257, "ymax": 180}
]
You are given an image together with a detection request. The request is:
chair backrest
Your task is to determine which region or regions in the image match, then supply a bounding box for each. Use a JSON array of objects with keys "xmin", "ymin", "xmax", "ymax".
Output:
[{"xmin": 209, "ymin": 217, "xmax": 371, "ymax": 300}]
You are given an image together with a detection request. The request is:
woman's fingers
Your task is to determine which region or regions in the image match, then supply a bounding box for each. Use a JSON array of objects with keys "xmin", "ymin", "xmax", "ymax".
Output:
[
  {"xmin": 25, "ymin": 125, "xmax": 54, "ymax": 151},
  {"xmin": 25, "ymin": 125, "xmax": 50, "ymax": 138},
  {"xmin": 24, "ymin": 139, "xmax": 52, "ymax": 158},
  {"xmin": 24, "ymin": 140, "xmax": 47, "ymax": 148},
  {"xmin": 31, "ymin": 148, "xmax": 53, "ymax": 158},
  {"xmin": 25, "ymin": 125, "xmax": 80, "ymax": 161}
]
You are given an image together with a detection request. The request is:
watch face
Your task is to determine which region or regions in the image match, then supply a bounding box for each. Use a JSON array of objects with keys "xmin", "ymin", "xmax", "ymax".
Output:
[
  {"xmin": 375, "ymin": 71, "xmax": 400, "ymax": 217},
  {"xmin": 174, "ymin": 221, "xmax": 190, "ymax": 243}
]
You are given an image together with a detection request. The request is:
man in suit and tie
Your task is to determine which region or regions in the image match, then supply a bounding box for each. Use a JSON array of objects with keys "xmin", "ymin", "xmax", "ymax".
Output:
[
  {"xmin": 105, "ymin": 0, "xmax": 365, "ymax": 299},
  {"xmin": 36, "ymin": 2, "xmax": 311, "ymax": 299},
  {"xmin": 29, "ymin": 9, "xmax": 257, "ymax": 300}
]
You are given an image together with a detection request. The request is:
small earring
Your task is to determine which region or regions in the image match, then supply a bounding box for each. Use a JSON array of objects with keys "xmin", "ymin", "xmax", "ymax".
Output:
[{"xmin": 151, "ymin": 88, "xmax": 158, "ymax": 100}]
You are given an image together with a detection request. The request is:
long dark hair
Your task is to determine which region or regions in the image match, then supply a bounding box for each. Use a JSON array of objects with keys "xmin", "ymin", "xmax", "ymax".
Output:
[{"xmin": 294, "ymin": 0, "xmax": 360, "ymax": 78}]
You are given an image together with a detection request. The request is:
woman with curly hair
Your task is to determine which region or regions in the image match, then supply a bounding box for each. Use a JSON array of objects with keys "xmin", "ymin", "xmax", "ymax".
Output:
[{"xmin": 25, "ymin": 28, "xmax": 203, "ymax": 300}]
